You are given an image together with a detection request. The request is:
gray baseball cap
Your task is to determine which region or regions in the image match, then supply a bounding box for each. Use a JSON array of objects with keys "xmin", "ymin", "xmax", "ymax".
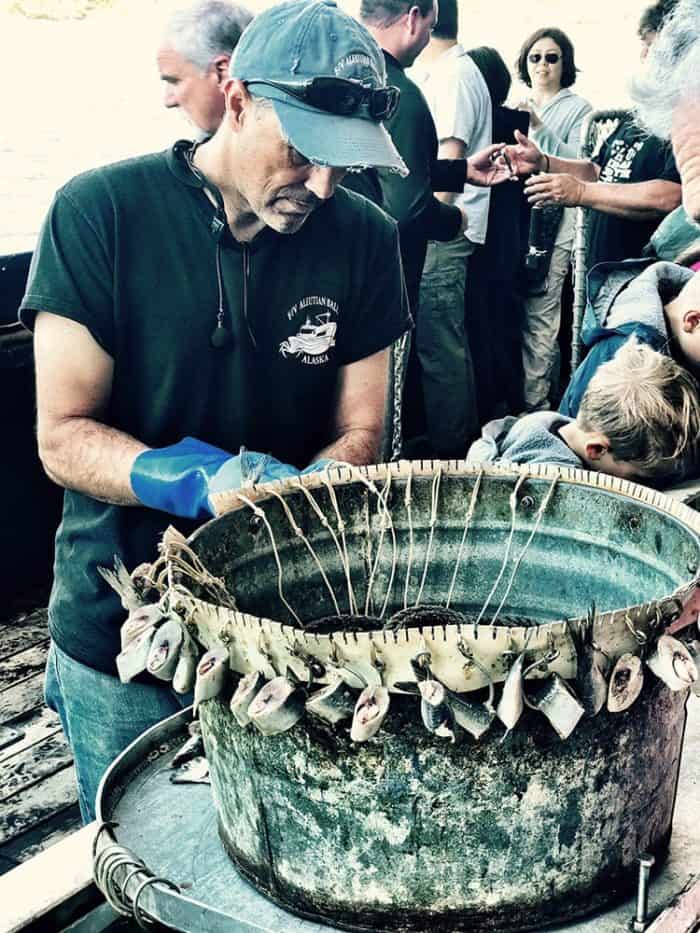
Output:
[{"xmin": 229, "ymin": 0, "xmax": 408, "ymax": 175}]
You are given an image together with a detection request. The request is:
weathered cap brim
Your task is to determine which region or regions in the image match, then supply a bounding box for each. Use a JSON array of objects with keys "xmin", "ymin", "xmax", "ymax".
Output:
[{"xmin": 269, "ymin": 97, "xmax": 408, "ymax": 176}]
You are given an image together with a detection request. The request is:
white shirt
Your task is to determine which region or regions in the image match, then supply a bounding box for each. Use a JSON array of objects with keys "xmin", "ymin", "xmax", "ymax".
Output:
[{"xmin": 415, "ymin": 44, "xmax": 493, "ymax": 244}]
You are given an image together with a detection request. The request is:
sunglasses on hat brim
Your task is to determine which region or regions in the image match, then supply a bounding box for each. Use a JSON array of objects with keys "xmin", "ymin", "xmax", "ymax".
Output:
[
  {"xmin": 528, "ymin": 52, "xmax": 561, "ymax": 64},
  {"xmin": 242, "ymin": 76, "xmax": 400, "ymax": 122}
]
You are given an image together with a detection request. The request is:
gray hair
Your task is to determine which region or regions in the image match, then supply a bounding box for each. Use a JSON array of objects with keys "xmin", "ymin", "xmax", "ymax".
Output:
[
  {"xmin": 630, "ymin": 0, "xmax": 700, "ymax": 139},
  {"xmin": 163, "ymin": 1, "xmax": 253, "ymax": 73},
  {"xmin": 578, "ymin": 337, "xmax": 700, "ymax": 482}
]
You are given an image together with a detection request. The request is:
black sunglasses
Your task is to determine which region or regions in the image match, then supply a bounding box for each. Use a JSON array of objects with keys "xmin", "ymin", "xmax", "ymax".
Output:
[
  {"xmin": 243, "ymin": 77, "xmax": 400, "ymax": 121},
  {"xmin": 528, "ymin": 52, "xmax": 561, "ymax": 64}
]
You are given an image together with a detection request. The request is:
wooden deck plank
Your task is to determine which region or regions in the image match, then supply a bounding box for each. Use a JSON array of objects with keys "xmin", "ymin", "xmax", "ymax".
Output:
[
  {"xmin": 0, "ymin": 671, "xmax": 44, "ymax": 724},
  {"xmin": 0, "ymin": 642, "xmax": 49, "ymax": 693},
  {"xmin": 0, "ymin": 705, "xmax": 64, "ymax": 767},
  {"xmin": 1, "ymin": 822, "xmax": 99, "ymax": 933},
  {"xmin": 0, "ymin": 730, "xmax": 73, "ymax": 802},
  {"xmin": 0, "ymin": 763, "xmax": 78, "ymax": 845},
  {"xmin": 0, "ymin": 608, "xmax": 49, "ymax": 661},
  {"xmin": 0, "ymin": 803, "xmax": 82, "ymax": 875}
]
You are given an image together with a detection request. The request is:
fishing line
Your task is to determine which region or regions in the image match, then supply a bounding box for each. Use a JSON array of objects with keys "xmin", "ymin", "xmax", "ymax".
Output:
[
  {"xmin": 237, "ymin": 493, "xmax": 303, "ymax": 627},
  {"xmin": 446, "ymin": 469, "xmax": 484, "ymax": 610},
  {"xmin": 414, "ymin": 467, "xmax": 442, "ymax": 607},
  {"xmin": 490, "ymin": 477, "xmax": 558, "ymax": 627},
  {"xmin": 474, "ymin": 473, "xmax": 528, "ymax": 633},
  {"xmin": 267, "ymin": 488, "xmax": 341, "ymax": 617}
]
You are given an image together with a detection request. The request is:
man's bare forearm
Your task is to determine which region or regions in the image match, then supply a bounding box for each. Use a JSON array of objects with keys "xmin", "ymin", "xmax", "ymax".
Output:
[
  {"xmin": 316, "ymin": 428, "xmax": 383, "ymax": 466},
  {"xmin": 578, "ymin": 179, "xmax": 681, "ymax": 218},
  {"xmin": 38, "ymin": 416, "xmax": 147, "ymax": 505},
  {"xmin": 546, "ymin": 154, "xmax": 599, "ymax": 182}
]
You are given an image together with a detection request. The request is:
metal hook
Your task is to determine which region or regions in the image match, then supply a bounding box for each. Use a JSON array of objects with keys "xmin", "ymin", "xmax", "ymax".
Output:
[
  {"xmin": 624, "ymin": 611, "xmax": 648, "ymax": 647},
  {"xmin": 370, "ymin": 641, "xmax": 386, "ymax": 686},
  {"xmin": 457, "ymin": 636, "xmax": 495, "ymax": 708},
  {"xmin": 289, "ymin": 636, "xmax": 325, "ymax": 685},
  {"xmin": 410, "ymin": 649, "xmax": 433, "ymax": 682}
]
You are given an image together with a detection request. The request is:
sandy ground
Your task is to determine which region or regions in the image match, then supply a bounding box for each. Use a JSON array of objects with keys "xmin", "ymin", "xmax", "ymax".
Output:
[{"xmin": 1, "ymin": 0, "xmax": 649, "ymax": 253}]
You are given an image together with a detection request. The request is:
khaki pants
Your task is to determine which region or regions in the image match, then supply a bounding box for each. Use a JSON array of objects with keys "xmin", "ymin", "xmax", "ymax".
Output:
[{"xmin": 521, "ymin": 243, "xmax": 571, "ymax": 410}]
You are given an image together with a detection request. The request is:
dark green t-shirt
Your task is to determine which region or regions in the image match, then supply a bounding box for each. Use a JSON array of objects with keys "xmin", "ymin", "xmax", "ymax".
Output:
[{"xmin": 20, "ymin": 142, "xmax": 411, "ymax": 674}]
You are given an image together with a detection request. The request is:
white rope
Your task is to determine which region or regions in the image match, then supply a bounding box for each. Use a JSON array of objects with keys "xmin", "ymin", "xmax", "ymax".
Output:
[
  {"xmin": 490, "ymin": 477, "xmax": 559, "ymax": 627},
  {"xmin": 236, "ymin": 493, "xmax": 303, "ymax": 627},
  {"xmin": 446, "ymin": 469, "xmax": 484, "ymax": 609},
  {"xmin": 297, "ymin": 483, "xmax": 355, "ymax": 616},
  {"xmin": 414, "ymin": 467, "xmax": 442, "ymax": 607},
  {"xmin": 474, "ymin": 473, "xmax": 528, "ymax": 633},
  {"xmin": 402, "ymin": 464, "xmax": 415, "ymax": 611},
  {"xmin": 321, "ymin": 475, "xmax": 358, "ymax": 615},
  {"xmin": 267, "ymin": 488, "xmax": 340, "ymax": 617}
]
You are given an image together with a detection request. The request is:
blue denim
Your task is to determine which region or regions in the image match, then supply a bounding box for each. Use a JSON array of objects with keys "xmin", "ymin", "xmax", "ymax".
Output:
[{"xmin": 45, "ymin": 641, "xmax": 192, "ymax": 823}]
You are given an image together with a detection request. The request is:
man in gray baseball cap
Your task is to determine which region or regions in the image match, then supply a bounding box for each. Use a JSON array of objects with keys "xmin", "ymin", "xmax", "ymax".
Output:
[
  {"xmin": 21, "ymin": 0, "xmax": 416, "ymax": 821},
  {"xmin": 229, "ymin": 0, "xmax": 408, "ymax": 176}
]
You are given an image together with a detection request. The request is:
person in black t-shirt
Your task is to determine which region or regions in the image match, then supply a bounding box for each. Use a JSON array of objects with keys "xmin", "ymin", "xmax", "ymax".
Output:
[
  {"xmin": 504, "ymin": 1, "xmax": 682, "ymax": 273},
  {"xmin": 505, "ymin": 119, "xmax": 681, "ymax": 270},
  {"xmin": 19, "ymin": 0, "xmax": 414, "ymax": 823},
  {"xmin": 359, "ymin": 0, "xmax": 514, "ymax": 451}
]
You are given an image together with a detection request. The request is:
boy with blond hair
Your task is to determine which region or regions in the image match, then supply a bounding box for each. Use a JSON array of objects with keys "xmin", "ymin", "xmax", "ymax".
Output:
[{"xmin": 468, "ymin": 339, "xmax": 700, "ymax": 486}]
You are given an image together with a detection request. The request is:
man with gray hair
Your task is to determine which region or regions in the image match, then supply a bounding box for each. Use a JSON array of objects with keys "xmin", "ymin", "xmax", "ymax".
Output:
[
  {"xmin": 21, "ymin": 0, "xmax": 428, "ymax": 822},
  {"xmin": 157, "ymin": 0, "xmax": 253, "ymax": 137},
  {"xmin": 631, "ymin": 0, "xmax": 700, "ymax": 224}
]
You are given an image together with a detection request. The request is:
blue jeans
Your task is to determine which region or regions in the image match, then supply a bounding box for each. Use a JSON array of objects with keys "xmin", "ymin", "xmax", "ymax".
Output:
[{"xmin": 45, "ymin": 641, "xmax": 192, "ymax": 823}]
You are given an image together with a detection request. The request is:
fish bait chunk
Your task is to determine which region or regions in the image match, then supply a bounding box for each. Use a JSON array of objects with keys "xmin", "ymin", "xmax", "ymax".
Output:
[
  {"xmin": 496, "ymin": 653, "xmax": 526, "ymax": 733},
  {"xmin": 170, "ymin": 756, "xmax": 210, "ymax": 784},
  {"xmin": 248, "ymin": 676, "xmax": 305, "ymax": 736},
  {"xmin": 607, "ymin": 653, "xmax": 644, "ymax": 713},
  {"xmin": 116, "ymin": 626, "xmax": 157, "ymax": 683},
  {"xmin": 418, "ymin": 680, "xmax": 458, "ymax": 742},
  {"xmin": 525, "ymin": 675, "xmax": 585, "ymax": 740},
  {"xmin": 170, "ymin": 733, "xmax": 205, "ymax": 769},
  {"xmin": 449, "ymin": 692, "xmax": 495, "ymax": 740},
  {"xmin": 647, "ymin": 634, "xmax": 699, "ymax": 691},
  {"xmin": 120, "ymin": 604, "xmax": 165, "ymax": 650},
  {"xmin": 230, "ymin": 671, "xmax": 265, "ymax": 726},
  {"xmin": 306, "ymin": 678, "xmax": 356, "ymax": 725},
  {"xmin": 146, "ymin": 617, "xmax": 184, "ymax": 681},
  {"xmin": 172, "ymin": 632, "xmax": 200, "ymax": 695},
  {"xmin": 193, "ymin": 644, "xmax": 229, "ymax": 714},
  {"xmin": 350, "ymin": 686, "xmax": 390, "ymax": 742}
]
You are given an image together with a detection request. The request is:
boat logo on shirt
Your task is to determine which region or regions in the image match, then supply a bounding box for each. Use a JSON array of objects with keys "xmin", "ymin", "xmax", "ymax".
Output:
[{"xmin": 280, "ymin": 296, "xmax": 339, "ymax": 365}]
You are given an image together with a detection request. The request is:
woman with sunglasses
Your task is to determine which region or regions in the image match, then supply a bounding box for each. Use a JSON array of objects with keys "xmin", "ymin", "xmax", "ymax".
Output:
[{"xmin": 514, "ymin": 28, "xmax": 592, "ymax": 412}]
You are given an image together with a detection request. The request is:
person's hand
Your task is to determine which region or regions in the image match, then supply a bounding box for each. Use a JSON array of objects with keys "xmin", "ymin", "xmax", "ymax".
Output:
[
  {"xmin": 524, "ymin": 171, "xmax": 586, "ymax": 207},
  {"xmin": 130, "ymin": 437, "xmax": 333, "ymax": 519},
  {"xmin": 517, "ymin": 99, "xmax": 543, "ymax": 131},
  {"xmin": 501, "ymin": 129, "xmax": 546, "ymax": 177},
  {"xmin": 467, "ymin": 143, "xmax": 519, "ymax": 186}
]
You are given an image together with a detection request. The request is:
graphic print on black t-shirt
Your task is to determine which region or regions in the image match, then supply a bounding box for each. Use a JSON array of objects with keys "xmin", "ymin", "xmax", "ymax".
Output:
[
  {"xmin": 599, "ymin": 138, "xmax": 645, "ymax": 184},
  {"xmin": 280, "ymin": 296, "xmax": 339, "ymax": 366},
  {"xmin": 587, "ymin": 116, "xmax": 680, "ymax": 269}
]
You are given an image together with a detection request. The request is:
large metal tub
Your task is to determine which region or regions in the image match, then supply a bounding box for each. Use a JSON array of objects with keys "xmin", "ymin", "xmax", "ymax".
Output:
[{"xmin": 185, "ymin": 463, "xmax": 700, "ymax": 931}]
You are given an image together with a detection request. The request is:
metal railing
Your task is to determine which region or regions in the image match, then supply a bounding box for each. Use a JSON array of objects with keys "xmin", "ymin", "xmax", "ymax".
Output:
[{"xmin": 571, "ymin": 108, "xmax": 631, "ymax": 371}]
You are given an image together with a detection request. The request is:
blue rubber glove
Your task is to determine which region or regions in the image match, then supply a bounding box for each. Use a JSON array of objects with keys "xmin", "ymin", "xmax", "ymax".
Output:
[{"xmin": 131, "ymin": 437, "xmax": 333, "ymax": 519}]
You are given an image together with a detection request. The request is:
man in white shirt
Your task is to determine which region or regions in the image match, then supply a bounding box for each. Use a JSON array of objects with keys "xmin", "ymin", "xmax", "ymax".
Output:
[{"xmin": 414, "ymin": 0, "xmax": 492, "ymax": 457}]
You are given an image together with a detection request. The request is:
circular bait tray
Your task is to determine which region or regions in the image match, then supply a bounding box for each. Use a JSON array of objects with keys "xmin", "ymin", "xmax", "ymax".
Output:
[{"xmin": 94, "ymin": 701, "xmax": 700, "ymax": 932}]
